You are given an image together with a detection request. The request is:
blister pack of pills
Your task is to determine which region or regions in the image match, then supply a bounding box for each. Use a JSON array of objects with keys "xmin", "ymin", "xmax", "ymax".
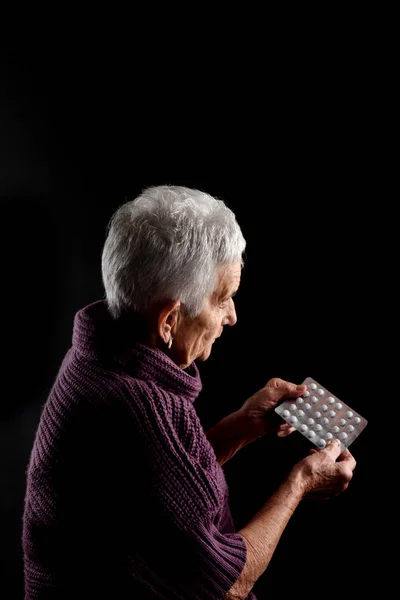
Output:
[{"xmin": 275, "ymin": 377, "xmax": 367, "ymax": 450}]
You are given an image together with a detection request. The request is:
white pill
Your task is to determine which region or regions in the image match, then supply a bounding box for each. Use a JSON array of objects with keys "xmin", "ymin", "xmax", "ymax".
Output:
[
  {"xmin": 328, "ymin": 410, "xmax": 336, "ymax": 418},
  {"xmin": 308, "ymin": 430, "xmax": 316, "ymax": 438},
  {"xmin": 314, "ymin": 411, "xmax": 322, "ymax": 419},
  {"xmin": 325, "ymin": 432, "xmax": 333, "ymax": 440},
  {"xmin": 282, "ymin": 410, "xmax": 290, "ymax": 418},
  {"xmin": 311, "ymin": 396, "xmax": 318, "ymax": 404},
  {"xmin": 289, "ymin": 416, "xmax": 298, "ymax": 425},
  {"xmin": 304, "ymin": 403, "xmax": 312, "ymax": 411},
  {"xmin": 317, "ymin": 388, "xmax": 325, "ymax": 396},
  {"xmin": 345, "ymin": 411, "xmax": 354, "ymax": 419},
  {"xmin": 339, "ymin": 419, "xmax": 346, "ymax": 426},
  {"xmin": 307, "ymin": 418, "xmax": 315, "ymax": 426},
  {"xmin": 335, "ymin": 403, "xmax": 343, "ymax": 410},
  {"xmin": 297, "ymin": 410, "xmax": 305, "ymax": 417},
  {"xmin": 317, "ymin": 438, "xmax": 326, "ymax": 448},
  {"xmin": 310, "ymin": 383, "xmax": 317, "ymax": 390},
  {"xmin": 327, "ymin": 396, "xmax": 335, "ymax": 404},
  {"xmin": 321, "ymin": 404, "xmax": 328, "ymax": 412},
  {"xmin": 303, "ymin": 391, "xmax": 310, "ymax": 397},
  {"xmin": 300, "ymin": 424, "xmax": 308, "ymax": 433},
  {"xmin": 315, "ymin": 424, "xmax": 323, "ymax": 432},
  {"xmin": 321, "ymin": 417, "xmax": 329, "ymax": 426},
  {"xmin": 354, "ymin": 417, "xmax": 361, "ymax": 424},
  {"xmin": 332, "ymin": 426, "xmax": 340, "ymax": 433},
  {"xmin": 347, "ymin": 424, "xmax": 355, "ymax": 433},
  {"xmin": 339, "ymin": 432, "xmax": 348, "ymax": 440},
  {"xmin": 289, "ymin": 404, "xmax": 297, "ymax": 411},
  {"xmin": 296, "ymin": 397, "xmax": 304, "ymax": 405}
]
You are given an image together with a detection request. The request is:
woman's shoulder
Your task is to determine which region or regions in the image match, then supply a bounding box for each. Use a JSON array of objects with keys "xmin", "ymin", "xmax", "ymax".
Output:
[{"xmin": 127, "ymin": 379, "xmax": 215, "ymax": 466}]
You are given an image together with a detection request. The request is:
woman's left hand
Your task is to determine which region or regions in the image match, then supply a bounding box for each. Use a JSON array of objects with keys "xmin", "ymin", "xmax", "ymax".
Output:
[{"xmin": 238, "ymin": 377, "xmax": 307, "ymax": 439}]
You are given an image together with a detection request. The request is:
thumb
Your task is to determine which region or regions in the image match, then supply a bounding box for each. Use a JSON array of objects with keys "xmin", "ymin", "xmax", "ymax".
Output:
[
  {"xmin": 285, "ymin": 383, "xmax": 307, "ymax": 398},
  {"xmin": 323, "ymin": 438, "xmax": 343, "ymax": 459}
]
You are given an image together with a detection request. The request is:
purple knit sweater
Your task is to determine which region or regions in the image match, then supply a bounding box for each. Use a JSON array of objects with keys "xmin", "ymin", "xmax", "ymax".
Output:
[{"xmin": 23, "ymin": 300, "xmax": 257, "ymax": 599}]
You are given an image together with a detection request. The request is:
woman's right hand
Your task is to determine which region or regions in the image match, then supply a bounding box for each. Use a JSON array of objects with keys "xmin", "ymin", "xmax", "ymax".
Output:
[{"xmin": 292, "ymin": 439, "xmax": 357, "ymax": 499}]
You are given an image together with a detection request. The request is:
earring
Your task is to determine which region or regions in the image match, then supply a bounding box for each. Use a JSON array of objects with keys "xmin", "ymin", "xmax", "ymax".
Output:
[{"xmin": 168, "ymin": 336, "xmax": 173, "ymax": 349}]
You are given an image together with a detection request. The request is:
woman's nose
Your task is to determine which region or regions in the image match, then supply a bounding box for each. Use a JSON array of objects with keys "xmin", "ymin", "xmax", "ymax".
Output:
[{"xmin": 223, "ymin": 299, "xmax": 237, "ymax": 326}]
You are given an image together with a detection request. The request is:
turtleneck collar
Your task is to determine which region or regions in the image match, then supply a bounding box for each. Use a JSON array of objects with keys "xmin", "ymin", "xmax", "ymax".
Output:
[{"xmin": 72, "ymin": 300, "xmax": 202, "ymax": 403}]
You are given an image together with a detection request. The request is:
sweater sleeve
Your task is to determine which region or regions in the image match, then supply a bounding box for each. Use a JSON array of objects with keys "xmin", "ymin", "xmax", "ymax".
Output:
[
  {"xmin": 187, "ymin": 518, "xmax": 248, "ymax": 598},
  {"xmin": 124, "ymin": 379, "xmax": 249, "ymax": 599}
]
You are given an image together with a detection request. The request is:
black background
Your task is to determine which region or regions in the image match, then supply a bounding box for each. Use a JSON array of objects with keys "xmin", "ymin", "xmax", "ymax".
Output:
[{"xmin": 1, "ymin": 40, "xmax": 376, "ymax": 599}]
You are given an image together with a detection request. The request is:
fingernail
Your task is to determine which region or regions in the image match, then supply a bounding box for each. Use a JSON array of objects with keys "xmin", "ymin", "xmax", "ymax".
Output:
[{"xmin": 296, "ymin": 384, "xmax": 306, "ymax": 391}]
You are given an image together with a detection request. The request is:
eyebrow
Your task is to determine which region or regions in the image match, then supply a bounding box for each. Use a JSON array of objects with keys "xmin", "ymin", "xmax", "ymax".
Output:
[{"xmin": 221, "ymin": 288, "xmax": 238, "ymax": 300}]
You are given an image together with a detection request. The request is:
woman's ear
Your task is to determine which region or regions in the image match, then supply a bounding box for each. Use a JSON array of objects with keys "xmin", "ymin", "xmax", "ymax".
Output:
[{"xmin": 157, "ymin": 300, "xmax": 181, "ymax": 344}]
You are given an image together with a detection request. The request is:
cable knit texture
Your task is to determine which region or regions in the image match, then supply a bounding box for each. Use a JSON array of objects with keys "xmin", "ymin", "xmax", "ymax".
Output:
[{"xmin": 23, "ymin": 300, "xmax": 256, "ymax": 599}]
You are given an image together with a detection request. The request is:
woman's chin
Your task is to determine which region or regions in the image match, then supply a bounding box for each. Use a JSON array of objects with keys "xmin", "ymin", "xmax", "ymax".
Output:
[{"xmin": 196, "ymin": 344, "xmax": 213, "ymax": 362}]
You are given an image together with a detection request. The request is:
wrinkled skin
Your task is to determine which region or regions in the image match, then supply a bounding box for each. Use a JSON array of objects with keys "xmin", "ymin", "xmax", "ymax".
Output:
[{"xmin": 238, "ymin": 377, "xmax": 307, "ymax": 439}]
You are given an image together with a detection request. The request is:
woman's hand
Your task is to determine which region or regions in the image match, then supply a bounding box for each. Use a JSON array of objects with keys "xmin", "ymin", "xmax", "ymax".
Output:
[
  {"xmin": 238, "ymin": 377, "xmax": 307, "ymax": 439},
  {"xmin": 291, "ymin": 439, "xmax": 356, "ymax": 499}
]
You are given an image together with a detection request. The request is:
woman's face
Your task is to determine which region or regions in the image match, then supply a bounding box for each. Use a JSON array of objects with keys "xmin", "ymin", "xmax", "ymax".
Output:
[{"xmin": 173, "ymin": 263, "xmax": 241, "ymax": 368}]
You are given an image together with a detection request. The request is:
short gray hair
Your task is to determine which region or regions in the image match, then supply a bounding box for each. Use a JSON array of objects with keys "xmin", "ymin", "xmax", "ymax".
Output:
[{"xmin": 101, "ymin": 185, "xmax": 246, "ymax": 320}]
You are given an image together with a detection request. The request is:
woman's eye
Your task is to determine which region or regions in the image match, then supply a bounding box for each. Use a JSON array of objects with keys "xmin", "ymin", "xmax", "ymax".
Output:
[
  {"xmin": 219, "ymin": 298, "xmax": 231, "ymax": 308},
  {"xmin": 219, "ymin": 293, "xmax": 236, "ymax": 309}
]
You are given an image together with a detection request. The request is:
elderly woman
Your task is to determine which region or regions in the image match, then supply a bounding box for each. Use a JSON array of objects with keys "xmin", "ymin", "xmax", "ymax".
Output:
[{"xmin": 23, "ymin": 186, "xmax": 356, "ymax": 599}]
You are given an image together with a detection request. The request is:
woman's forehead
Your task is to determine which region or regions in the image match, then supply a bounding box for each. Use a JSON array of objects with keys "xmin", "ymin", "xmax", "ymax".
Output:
[{"xmin": 215, "ymin": 263, "xmax": 241, "ymax": 293}]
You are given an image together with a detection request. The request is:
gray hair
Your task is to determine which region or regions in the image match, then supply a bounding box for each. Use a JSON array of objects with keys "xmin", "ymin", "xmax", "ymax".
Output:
[{"xmin": 101, "ymin": 185, "xmax": 246, "ymax": 320}]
